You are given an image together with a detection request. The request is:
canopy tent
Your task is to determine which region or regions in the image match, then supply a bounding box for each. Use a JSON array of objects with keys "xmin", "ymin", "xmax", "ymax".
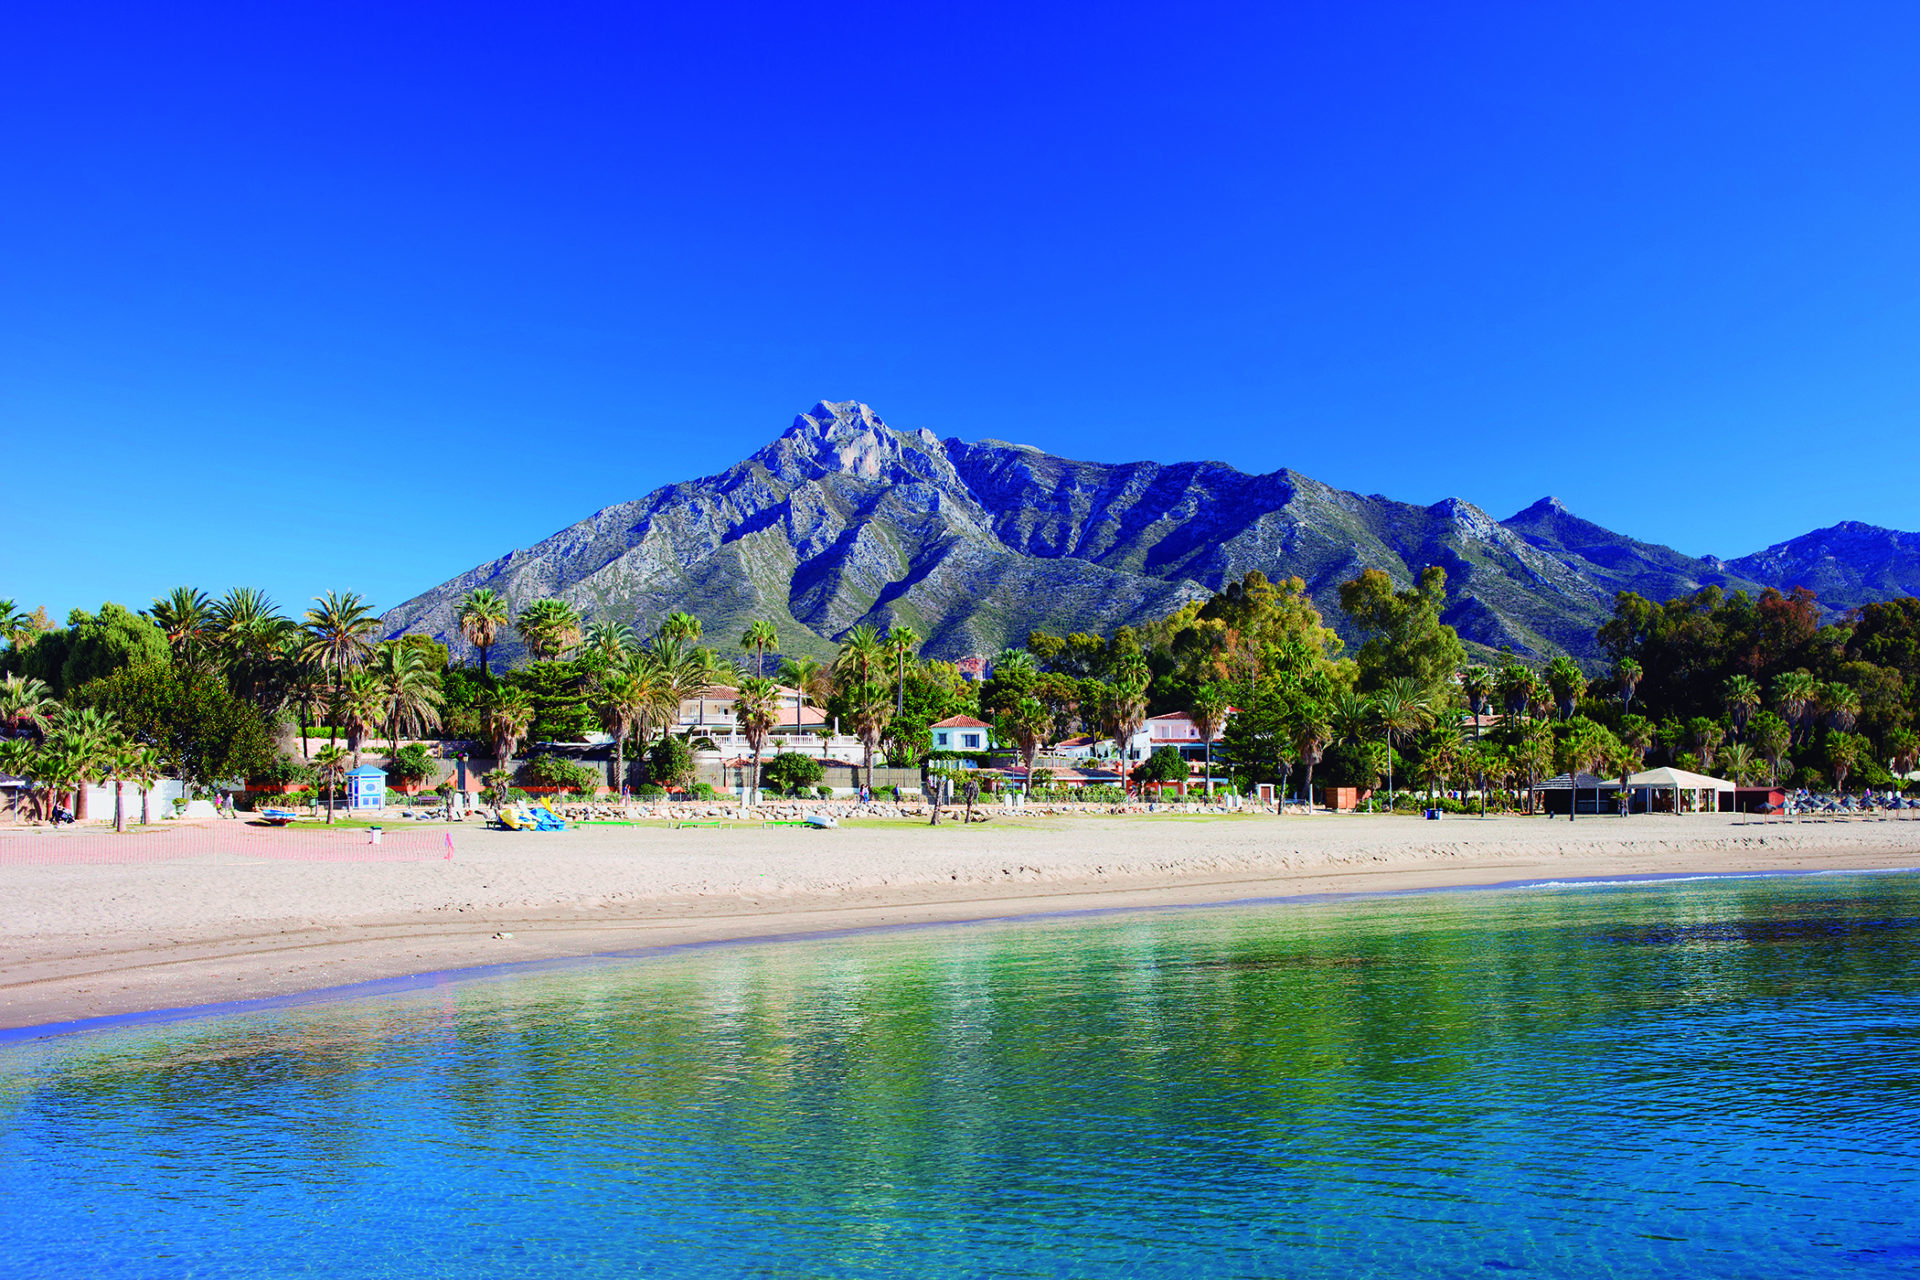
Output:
[
  {"xmin": 1626, "ymin": 766, "xmax": 1736, "ymax": 814},
  {"xmin": 1530, "ymin": 771, "xmax": 1616, "ymax": 815}
]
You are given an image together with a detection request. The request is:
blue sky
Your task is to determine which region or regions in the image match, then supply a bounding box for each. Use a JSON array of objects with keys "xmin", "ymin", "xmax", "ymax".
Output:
[{"xmin": 6, "ymin": 2, "xmax": 1919, "ymax": 623}]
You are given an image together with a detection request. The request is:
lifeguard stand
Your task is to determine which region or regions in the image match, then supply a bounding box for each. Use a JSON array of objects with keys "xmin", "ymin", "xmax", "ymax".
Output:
[{"xmin": 346, "ymin": 765, "xmax": 387, "ymax": 811}]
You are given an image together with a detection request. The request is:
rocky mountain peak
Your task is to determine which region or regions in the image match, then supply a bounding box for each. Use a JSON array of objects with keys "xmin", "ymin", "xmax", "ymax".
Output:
[{"xmin": 754, "ymin": 398, "xmax": 960, "ymax": 489}]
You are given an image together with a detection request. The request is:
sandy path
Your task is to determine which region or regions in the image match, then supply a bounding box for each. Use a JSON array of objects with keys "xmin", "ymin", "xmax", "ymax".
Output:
[{"xmin": 3, "ymin": 812, "xmax": 1917, "ymax": 1032}]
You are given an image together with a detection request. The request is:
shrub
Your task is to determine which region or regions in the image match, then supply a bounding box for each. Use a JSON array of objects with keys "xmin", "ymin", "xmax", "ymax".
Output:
[
  {"xmin": 522, "ymin": 754, "xmax": 599, "ymax": 791},
  {"xmin": 648, "ymin": 736, "xmax": 696, "ymax": 789},
  {"xmin": 692, "ymin": 782, "xmax": 717, "ymax": 801},
  {"xmin": 870, "ymin": 786, "xmax": 896, "ymax": 801},
  {"xmin": 762, "ymin": 751, "xmax": 824, "ymax": 796},
  {"xmin": 251, "ymin": 754, "xmax": 315, "ymax": 787},
  {"xmin": 814, "ymin": 785, "xmax": 833, "ymax": 799},
  {"xmin": 635, "ymin": 784, "xmax": 666, "ymax": 800},
  {"xmin": 386, "ymin": 743, "xmax": 437, "ymax": 786}
]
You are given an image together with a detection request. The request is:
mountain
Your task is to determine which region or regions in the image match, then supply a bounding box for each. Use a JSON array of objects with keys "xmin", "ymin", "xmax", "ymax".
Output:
[
  {"xmin": 379, "ymin": 400, "xmax": 1910, "ymax": 664},
  {"xmin": 1727, "ymin": 522, "xmax": 1920, "ymax": 611}
]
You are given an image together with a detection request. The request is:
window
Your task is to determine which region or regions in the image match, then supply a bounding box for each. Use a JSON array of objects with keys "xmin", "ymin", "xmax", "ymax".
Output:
[
  {"xmin": 962, "ymin": 733, "xmax": 981, "ymax": 750},
  {"xmin": 935, "ymin": 731, "xmax": 949, "ymax": 747}
]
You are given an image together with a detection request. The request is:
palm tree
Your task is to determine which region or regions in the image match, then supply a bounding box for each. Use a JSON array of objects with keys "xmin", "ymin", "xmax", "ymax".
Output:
[
  {"xmin": 998, "ymin": 696, "xmax": 1054, "ymax": 779},
  {"xmin": 1545, "ymin": 656, "xmax": 1585, "ymax": 721},
  {"xmin": 302, "ymin": 592, "xmax": 377, "ymax": 748},
  {"xmin": 778, "ymin": 654, "xmax": 829, "ymax": 740},
  {"xmin": 1724, "ymin": 675, "xmax": 1761, "ymax": 739},
  {"xmin": 369, "ymin": 640, "xmax": 444, "ymax": 756},
  {"xmin": 1107, "ymin": 654, "xmax": 1151, "ymax": 795},
  {"xmin": 282, "ymin": 640, "xmax": 328, "ymax": 760},
  {"xmin": 1374, "ymin": 677, "xmax": 1432, "ymax": 811},
  {"xmin": 48, "ymin": 706, "xmax": 120, "ymax": 821},
  {"xmin": 147, "ymin": 587, "xmax": 214, "ymax": 670},
  {"xmin": 1774, "ymin": 670, "xmax": 1819, "ymax": 745},
  {"xmin": 1827, "ymin": 732, "xmax": 1863, "ymax": 794},
  {"xmin": 584, "ymin": 619, "xmax": 637, "ymax": 668},
  {"xmin": 732, "ymin": 676, "xmax": 782, "ymax": 804},
  {"xmin": 313, "ymin": 744, "xmax": 349, "ymax": 824},
  {"xmin": 1496, "ymin": 663, "xmax": 1535, "ymax": 720},
  {"xmin": 127, "ymin": 744, "xmax": 163, "ymax": 825},
  {"xmin": 1419, "ymin": 726, "xmax": 1464, "ymax": 801},
  {"xmin": 1293, "ymin": 705, "xmax": 1331, "ymax": 814},
  {"xmin": 1191, "ymin": 682, "xmax": 1230, "ymax": 797},
  {"xmin": 1330, "ymin": 689, "xmax": 1375, "ymax": 746},
  {"xmin": 1752, "ymin": 712, "xmax": 1790, "ymax": 785},
  {"xmin": 1821, "ymin": 683, "xmax": 1860, "ymax": 734},
  {"xmin": 105, "ymin": 733, "xmax": 136, "ymax": 833},
  {"xmin": 457, "ymin": 587, "xmax": 512, "ymax": 674},
  {"xmin": 1514, "ymin": 725, "xmax": 1554, "ymax": 815},
  {"xmin": 740, "ymin": 620, "xmax": 780, "ymax": 678},
  {"xmin": 0, "ymin": 599, "xmax": 29, "ymax": 652},
  {"xmin": 1720, "ymin": 742, "xmax": 1758, "ymax": 786},
  {"xmin": 338, "ymin": 669, "xmax": 388, "ymax": 767},
  {"xmin": 482, "ymin": 687, "xmax": 536, "ymax": 773},
  {"xmin": 0, "ymin": 674, "xmax": 55, "ymax": 736},
  {"xmin": 1613, "ymin": 657, "xmax": 1643, "ymax": 715},
  {"xmin": 657, "ymin": 611, "xmax": 703, "ymax": 644},
  {"xmin": 210, "ymin": 587, "xmax": 289, "ymax": 699},
  {"xmin": 884, "ymin": 625, "xmax": 922, "ymax": 718},
  {"xmin": 1459, "ymin": 665, "xmax": 1493, "ymax": 738},
  {"xmin": 517, "ymin": 598, "xmax": 583, "ymax": 662},
  {"xmin": 596, "ymin": 669, "xmax": 649, "ymax": 794}
]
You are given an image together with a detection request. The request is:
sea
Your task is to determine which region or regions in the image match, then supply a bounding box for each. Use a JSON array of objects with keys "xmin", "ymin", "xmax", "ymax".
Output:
[{"xmin": 3, "ymin": 870, "xmax": 1917, "ymax": 1278}]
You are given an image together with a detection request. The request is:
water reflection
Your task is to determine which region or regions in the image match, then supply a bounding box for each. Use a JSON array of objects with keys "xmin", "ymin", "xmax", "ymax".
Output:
[{"xmin": 4, "ymin": 874, "xmax": 1919, "ymax": 1278}]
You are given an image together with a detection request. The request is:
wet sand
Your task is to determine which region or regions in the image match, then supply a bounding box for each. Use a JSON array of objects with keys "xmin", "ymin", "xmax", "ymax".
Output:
[{"xmin": 3, "ymin": 811, "xmax": 1916, "ymax": 1032}]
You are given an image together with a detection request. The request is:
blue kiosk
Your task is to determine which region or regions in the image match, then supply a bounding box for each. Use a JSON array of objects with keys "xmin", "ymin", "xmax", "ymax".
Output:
[{"xmin": 346, "ymin": 765, "xmax": 388, "ymax": 811}]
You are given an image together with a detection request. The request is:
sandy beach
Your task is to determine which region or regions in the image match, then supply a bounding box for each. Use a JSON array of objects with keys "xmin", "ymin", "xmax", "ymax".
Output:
[{"xmin": 3, "ymin": 811, "xmax": 1917, "ymax": 1032}]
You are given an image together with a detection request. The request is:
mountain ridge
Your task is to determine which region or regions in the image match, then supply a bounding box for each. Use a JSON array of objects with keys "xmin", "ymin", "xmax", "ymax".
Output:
[{"xmin": 380, "ymin": 400, "xmax": 1920, "ymax": 664}]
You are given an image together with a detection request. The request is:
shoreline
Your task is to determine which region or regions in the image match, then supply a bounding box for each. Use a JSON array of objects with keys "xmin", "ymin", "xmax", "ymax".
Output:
[{"xmin": 4, "ymin": 813, "xmax": 1918, "ymax": 1036}]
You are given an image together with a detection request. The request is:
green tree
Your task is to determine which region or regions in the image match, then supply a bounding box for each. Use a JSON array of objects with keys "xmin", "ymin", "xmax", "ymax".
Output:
[
  {"xmin": 369, "ymin": 640, "xmax": 444, "ymax": 757},
  {"xmin": 732, "ymin": 675, "xmax": 782, "ymax": 805},
  {"xmin": 302, "ymin": 592, "xmax": 377, "ymax": 748},
  {"xmin": 146, "ymin": 587, "xmax": 214, "ymax": 672},
  {"xmin": 740, "ymin": 620, "xmax": 780, "ymax": 678},
  {"xmin": 1724, "ymin": 674, "xmax": 1762, "ymax": 738},
  {"xmin": 1827, "ymin": 731, "xmax": 1868, "ymax": 793},
  {"xmin": 1373, "ymin": 677, "xmax": 1431, "ymax": 807},
  {"xmin": 762, "ymin": 751, "xmax": 824, "ymax": 797},
  {"xmin": 1337, "ymin": 565, "xmax": 1466, "ymax": 699},
  {"xmin": 517, "ymin": 598, "xmax": 583, "ymax": 662},
  {"xmin": 1190, "ymin": 682, "xmax": 1230, "ymax": 796},
  {"xmin": 994, "ymin": 696, "xmax": 1053, "ymax": 777},
  {"xmin": 481, "ymin": 686, "xmax": 536, "ymax": 771},
  {"xmin": 646, "ymin": 734, "xmax": 696, "ymax": 790},
  {"xmin": 457, "ymin": 588, "xmax": 512, "ymax": 674},
  {"xmin": 1136, "ymin": 746, "xmax": 1190, "ymax": 791},
  {"xmin": 1545, "ymin": 655, "xmax": 1585, "ymax": 721},
  {"xmin": 313, "ymin": 744, "xmax": 349, "ymax": 823},
  {"xmin": 74, "ymin": 664, "xmax": 277, "ymax": 800}
]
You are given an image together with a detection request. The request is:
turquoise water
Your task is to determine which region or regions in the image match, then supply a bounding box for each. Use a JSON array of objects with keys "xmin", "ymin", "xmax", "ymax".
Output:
[{"xmin": 3, "ymin": 873, "xmax": 1919, "ymax": 1278}]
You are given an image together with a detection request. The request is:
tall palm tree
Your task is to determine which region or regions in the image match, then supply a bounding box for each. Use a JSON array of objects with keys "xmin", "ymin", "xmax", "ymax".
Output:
[
  {"xmin": 1495, "ymin": 663, "xmax": 1535, "ymax": 720},
  {"xmin": 778, "ymin": 654, "xmax": 829, "ymax": 739},
  {"xmin": 1107, "ymin": 653, "xmax": 1151, "ymax": 795},
  {"xmin": 1190, "ymin": 682, "xmax": 1230, "ymax": 797},
  {"xmin": 1330, "ymin": 689, "xmax": 1375, "ymax": 746},
  {"xmin": 210, "ymin": 587, "xmax": 289, "ymax": 700},
  {"xmin": 148, "ymin": 587, "xmax": 214, "ymax": 671},
  {"xmin": 338, "ymin": 670, "xmax": 388, "ymax": 768},
  {"xmin": 833, "ymin": 626, "xmax": 892, "ymax": 792},
  {"xmin": 884, "ymin": 625, "xmax": 922, "ymax": 718},
  {"xmin": 1773, "ymin": 670, "xmax": 1818, "ymax": 745},
  {"xmin": 127, "ymin": 743, "xmax": 163, "ymax": 825},
  {"xmin": 1459, "ymin": 665, "xmax": 1493, "ymax": 738},
  {"xmin": 740, "ymin": 620, "xmax": 780, "ymax": 678},
  {"xmin": 1613, "ymin": 657, "xmax": 1644, "ymax": 715},
  {"xmin": 1375, "ymin": 677, "xmax": 1432, "ymax": 811},
  {"xmin": 313, "ymin": 744, "xmax": 349, "ymax": 824},
  {"xmin": 302, "ymin": 592, "xmax": 377, "ymax": 748},
  {"xmin": 481, "ymin": 687, "xmax": 536, "ymax": 773},
  {"xmin": 732, "ymin": 676, "xmax": 782, "ymax": 805},
  {"xmin": 584, "ymin": 619, "xmax": 637, "ymax": 669},
  {"xmin": 1821, "ymin": 683, "xmax": 1860, "ymax": 734},
  {"xmin": 1720, "ymin": 742, "xmax": 1758, "ymax": 786},
  {"xmin": 1724, "ymin": 675, "xmax": 1761, "ymax": 739},
  {"xmin": 596, "ymin": 669, "xmax": 649, "ymax": 794},
  {"xmin": 0, "ymin": 674, "xmax": 56, "ymax": 737},
  {"xmin": 457, "ymin": 587, "xmax": 512, "ymax": 674},
  {"xmin": 517, "ymin": 598, "xmax": 583, "ymax": 662},
  {"xmin": 657, "ymin": 611, "xmax": 703, "ymax": 644},
  {"xmin": 1545, "ymin": 656, "xmax": 1584, "ymax": 722},
  {"xmin": 998, "ymin": 696, "xmax": 1054, "ymax": 778},
  {"xmin": 282, "ymin": 638, "xmax": 328, "ymax": 760},
  {"xmin": 105, "ymin": 733, "xmax": 136, "ymax": 833},
  {"xmin": 369, "ymin": 640, "xmax": 444, "ymax": 756},
  {"xmin": 1293, "ymin": 705, "xmax": 1331, "ymax": 814}
]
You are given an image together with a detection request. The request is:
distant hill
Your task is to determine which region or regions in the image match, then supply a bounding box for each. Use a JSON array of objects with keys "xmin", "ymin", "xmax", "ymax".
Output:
[
  {"xmin": 380, "ymin": 400, "xmax": 1915, "ymax": 664},
  {"xmin": 1727, "ymin": 522, "xmax": 1920, "ymax": 611}
]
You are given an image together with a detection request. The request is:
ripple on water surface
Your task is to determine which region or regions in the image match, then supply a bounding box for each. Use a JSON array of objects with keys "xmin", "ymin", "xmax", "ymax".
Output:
[{"xmin": 3, "ymin": 872, "xmax": 1919, "ymax": 1278}]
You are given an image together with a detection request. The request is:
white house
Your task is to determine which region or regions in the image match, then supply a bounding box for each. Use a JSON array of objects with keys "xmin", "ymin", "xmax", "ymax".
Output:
[
  {"xmin": 1127, "ymin": 710, "xmax": 1235, "ymax": 765},
  {"xmin": 931, "ymin": 715, "xmax": 994, "ymax": 755}
]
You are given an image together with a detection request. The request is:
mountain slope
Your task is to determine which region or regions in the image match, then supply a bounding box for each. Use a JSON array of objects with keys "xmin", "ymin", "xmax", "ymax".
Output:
[
  {"xmin": 380, "ymin": 400, "xmax": 1908, "ymax": 665},
  {"xmin": 1728, "ymin": 522, "xmax": 1920, "ymax": 610}
]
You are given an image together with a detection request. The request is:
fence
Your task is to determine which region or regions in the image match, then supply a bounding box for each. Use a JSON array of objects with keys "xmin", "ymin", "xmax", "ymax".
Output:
[{"xmin": 0, "ymin": 823, "xmax": 455, "ymax": 867}]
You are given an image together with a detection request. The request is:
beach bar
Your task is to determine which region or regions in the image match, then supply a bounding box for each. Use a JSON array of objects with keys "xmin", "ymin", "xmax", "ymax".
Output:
[{"xmin": 345, "ymin": 765, "xmax": 387, "ymax": 811}]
